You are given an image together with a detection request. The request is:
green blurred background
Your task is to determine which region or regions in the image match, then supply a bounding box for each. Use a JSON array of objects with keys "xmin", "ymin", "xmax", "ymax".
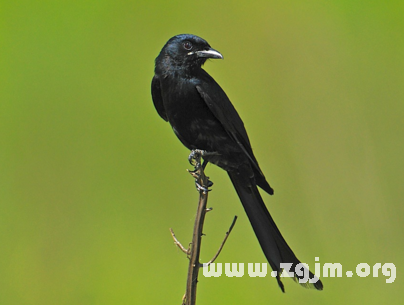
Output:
[{"xmin": 1, "ymin": 1, "xmax": 403, "ymax": 304}]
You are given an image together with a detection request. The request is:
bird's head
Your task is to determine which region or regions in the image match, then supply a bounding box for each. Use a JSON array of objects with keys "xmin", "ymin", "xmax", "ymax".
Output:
[{"xmin": 156, "ymin": 34, "xmax": 223, "ymax": 73}]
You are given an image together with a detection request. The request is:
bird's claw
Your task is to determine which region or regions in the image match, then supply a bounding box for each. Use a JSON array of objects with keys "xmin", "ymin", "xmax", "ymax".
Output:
[
  {"xmin": 195, "ymin": 181, "xmax": 211, "ymax": 193},
  {"xmin": 194, "ymin": 177, "xmax": 213, "ymax": 193},
  {"xmin": 188, "ymin": 149, "xmax": 206, "ymax": 169}
]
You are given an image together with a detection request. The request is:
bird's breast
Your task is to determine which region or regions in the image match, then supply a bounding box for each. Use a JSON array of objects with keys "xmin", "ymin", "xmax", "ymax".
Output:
[{"xmin": 160, "ymin": 77, "xmax": 229, "ymax": 151}]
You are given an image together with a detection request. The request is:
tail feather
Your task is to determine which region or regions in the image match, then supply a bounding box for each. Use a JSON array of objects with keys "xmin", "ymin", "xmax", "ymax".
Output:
[{"xmin": 228, "ymin": 172, "xmax": 323, "ymax": 292}]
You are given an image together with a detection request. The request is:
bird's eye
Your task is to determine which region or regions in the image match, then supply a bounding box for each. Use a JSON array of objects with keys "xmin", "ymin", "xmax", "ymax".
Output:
[{"xmin": 183, "ymin": 41, "xmax": 193, "ymax": 51}]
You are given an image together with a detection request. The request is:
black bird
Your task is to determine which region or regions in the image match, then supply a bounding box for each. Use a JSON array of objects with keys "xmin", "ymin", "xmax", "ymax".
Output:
[{"xmin": 151, "ymin": 34, "xmax": 323, "ymax": 292}]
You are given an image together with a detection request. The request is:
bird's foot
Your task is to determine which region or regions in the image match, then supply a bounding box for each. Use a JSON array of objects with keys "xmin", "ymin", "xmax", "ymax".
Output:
[
  {"xmin": 195, "ymin": 181, "xmax": 211, "ymax": 193},
  {"xmin": 188, "ymin": 149, "xmax": 207, "ymax": 169},
  {"xmin": 190, "ymin": 173, "xmax": 213, "ymax": 192},
  {"xmin": 188, "ymin": 149, "xmax": 214, "ymax": 193}
]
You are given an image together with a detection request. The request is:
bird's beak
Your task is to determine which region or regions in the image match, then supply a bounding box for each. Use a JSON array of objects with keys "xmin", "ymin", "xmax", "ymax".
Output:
[{"xmin": 188, "ymin": 48, "xmax": 223, "ymax": 59}]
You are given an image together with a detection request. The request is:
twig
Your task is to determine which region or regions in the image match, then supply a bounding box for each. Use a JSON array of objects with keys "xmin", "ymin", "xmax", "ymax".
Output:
[
  {"xmin": 170, "ymin": 228, "xmax": 189, "ymax": 255},
  {"xmin": 203, "ymin": 216, "xmax": 238, "ymax": 267}
]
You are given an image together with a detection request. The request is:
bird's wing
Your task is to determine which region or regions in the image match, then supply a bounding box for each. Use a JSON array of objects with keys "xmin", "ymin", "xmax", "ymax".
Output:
[
  {"xmin": 151, "ymin": 76, "xmax": 168, "ymax": 121},
  {"xmin": 195, "ymin": 73, "xmax": 274, "ymax": 195},
  {"xmin": 195, "ymin": 80, "xmax": 263, "ymax": 176}
]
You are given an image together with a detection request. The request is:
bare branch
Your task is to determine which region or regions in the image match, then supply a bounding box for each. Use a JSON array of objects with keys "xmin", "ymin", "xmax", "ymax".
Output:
[
  {"xmin": 169, "ymin": 150, "xmax": 237, "ymax": 305},
  {"xmin": 203, "ymin": 216, "xmax": 238, "ymax": 267},
  {"xmin": 182, "ymin": 151, "xmax": 210, "ymax": 305},
  {"xmin": 169, "ymin": 228, "xmax": 189, "ymax": 255}
]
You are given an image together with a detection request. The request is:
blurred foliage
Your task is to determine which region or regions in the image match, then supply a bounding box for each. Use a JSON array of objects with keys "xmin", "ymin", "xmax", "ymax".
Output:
[{"xmin": 0, "ymin": 1, "xmax": 403, "ymax": 304}]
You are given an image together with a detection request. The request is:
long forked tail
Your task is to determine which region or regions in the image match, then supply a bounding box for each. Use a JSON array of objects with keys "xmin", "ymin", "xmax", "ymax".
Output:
[{"xmin": 228, "ymin": 172, "xmax": 323, "ymax": 292}]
